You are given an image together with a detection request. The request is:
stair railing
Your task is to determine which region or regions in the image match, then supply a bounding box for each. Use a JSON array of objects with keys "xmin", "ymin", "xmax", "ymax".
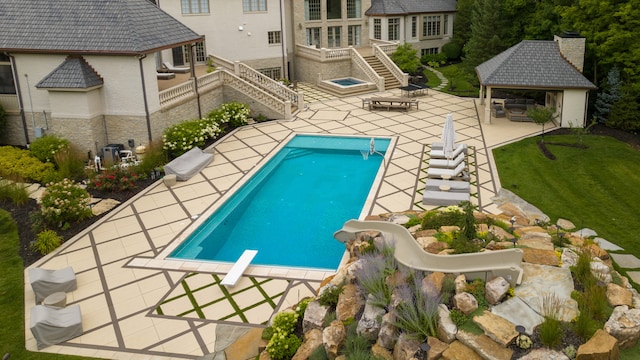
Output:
[
  {"xmin": 373, "ymin": 43, "xmax": 408, "ymax": 87},
  {"xmin": 350, "ymin": 47, "xmax": 385, "ymax": 91}
]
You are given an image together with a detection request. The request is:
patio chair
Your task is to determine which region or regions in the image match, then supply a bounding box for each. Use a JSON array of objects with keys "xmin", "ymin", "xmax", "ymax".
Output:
[
  {"xmin": 162, "ymin": 62, "xmax": 190, "ymax": 74},
  {"xmin": 30, "ymin": 305, "xmax": 83, "ymax": 349},
  {"xmin": 429, "ymin": 152, "xmax": 466, "ymax": 169},
  {"xmin": 425, "ymin": 179, "xmax": 470, "ymax": 192},
  {"xmin": 163, "ymin": 147, "xmax": 214, "ymax": 181},
  {"xmin": 422, "ymin": 189, "xmax": 470, "ymax": 206},
  {"xmin": 430, "ymin": 143, "xmax": 467, "ymax": 159},
  {"xmin": 156, "ymin": 72, "xmax": 175, "ymax": 80},
  {"xmin": 29, "ymin": 267, "xmax": 77, "ymax": 303},
  {"xmin": 427, "ymin": 162, "xmax": 469, "ymax": 181}
]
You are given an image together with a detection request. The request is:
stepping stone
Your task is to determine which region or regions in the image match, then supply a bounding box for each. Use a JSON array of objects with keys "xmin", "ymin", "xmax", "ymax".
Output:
[
  {"xmin": 595, "ymin": 237, "xmax": 624, "ymax": 251},
  {"xmin": 515, "ymin": 263, "xmax": 578, "ymax": 322},
  {"xmin": 625, "ymin": 271, "xmax": 640, "ymax": 285},
  {"xmin": 610, "ymin": 253, "xmax": 640, "ymax": 269},
  {"xmin": 491, "ymin": 296, "xmax": 544, "ymax": 335}
]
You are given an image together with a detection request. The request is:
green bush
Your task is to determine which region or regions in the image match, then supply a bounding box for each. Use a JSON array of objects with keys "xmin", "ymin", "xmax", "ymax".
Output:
[
  {"xmin": 391, "ymin": 43, "xmax": 421, "ymax": 74},
  {"xmin": 464, "ymin": 279, "xmax": 487, "ymax": 308},
  {"xmin": 29, "ymin": 135, "xmax": 70, "ymax": 163},
  {"xmin": 318, "ymin": 282, "xmax": 345, "ymax": 307},
  {"xmin": 538, "ymin": 317, "xmax": 562, "ymax": 348},
  {"xmin": 266, "ymin": 329, "xmax": 302, "ymax": 360},
  {"xmin": 88, "ymin": 167, "xmax": 142, "ymax": 192},
  {"xmin": 442, "ymin": 42, "xmax": 462, "ymax": 60},
  {"xmin": 394, "ymin": 271, "xmax": 440, "ymax": 340},
  {"xmin": 162, "ymin": 118, "xmax": 222, "ymax": 157},
  {"xmin": 40, "ymin": 178, "xmax": 92, "ymax": 229},
  {"xmin": 216, "ymin": 101, "xmax": 250, "ymax": 128},
  {"xmin": 420, "ymin": 53, "xmax": 447, "ymax": 68},
  {"xmin": 421, "ymin": 206, "xmax": 465, "ymax": 230},
  {"xmin": 296, "ymin": 297, "xmax": 311, "ymax": 318},
  {"xmin": 0, "ymin": 146, "xmax": 58, "ymax": 183},
  {"xmin": 449, "ymin": 308, "xmax": 468, "ymax": 327},
  {"xmin": 31, "ymin": 229, "xmax": 62, "ymax": 255},
  {"xmin": 0, "ymin": 180, "xmax": 29, "ymax": 205},
  {"xmin": 54, "ymin": 145, "xmax": 87, "ymax": 181},
  {"xmin": 134, "ymin": 140, "xmax": 168, "ymax": 176},
  {"xmin": 271, "ymin": 310, "xmax": 299, "ymax": 335}
]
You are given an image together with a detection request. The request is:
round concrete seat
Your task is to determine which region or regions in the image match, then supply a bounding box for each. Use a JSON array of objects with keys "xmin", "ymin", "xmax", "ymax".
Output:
[
  {"xmin": 163, "ymin": 174, "xmax": 177, "ymax": 187},
  {"xmin": 42, "ymin": 292, "xmax": 66, "ymax": 308}
]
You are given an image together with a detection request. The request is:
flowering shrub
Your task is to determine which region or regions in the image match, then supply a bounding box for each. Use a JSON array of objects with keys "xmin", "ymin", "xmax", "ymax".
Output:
[
  {"xmin": 88, "ymin": 168, "xmax": 141, "ymax": 192},
  {"xmin": 40, "ymin": 179, "xmax": 92, "ymax": 229},
  {"xmin": 211, "ymin": 101, "xmax": 250, "ymax": 128},
  {"xmin": 162, "ymin": 118, "xmax": 222, "ymax": 157},
  {"xmin": 266, "ymin": 310, "xmax": 302, "ymax": 360},
  {"xmin": 29, "ymin": 135, "xmax": 70, "ymax": 163}
]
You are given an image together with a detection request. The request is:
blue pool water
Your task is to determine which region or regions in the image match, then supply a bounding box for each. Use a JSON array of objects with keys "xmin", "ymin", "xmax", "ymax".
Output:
[
  {"xmin": 330, "ymin": 77, "xmax": 365, "ymax": 86},
  {"xmin": 169, "ymin": 135, "xmax": 390, "ymax": 270}
]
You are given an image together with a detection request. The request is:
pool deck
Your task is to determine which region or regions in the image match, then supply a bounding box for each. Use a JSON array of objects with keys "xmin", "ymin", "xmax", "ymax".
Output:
[{"xmin": 24, "ymin": 88, "xmax": 546, "ymax": 359}]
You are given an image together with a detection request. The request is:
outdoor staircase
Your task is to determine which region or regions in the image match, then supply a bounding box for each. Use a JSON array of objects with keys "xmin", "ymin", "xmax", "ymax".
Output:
[{"xmin": 363, "ymin": 55, "xmax": 401, "ymax": 89}]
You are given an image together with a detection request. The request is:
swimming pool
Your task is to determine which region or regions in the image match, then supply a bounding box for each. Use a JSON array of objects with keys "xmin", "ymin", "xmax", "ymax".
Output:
[{"xmin": 168, "ymin": 134, "xmax": 391, "ymax": 270}]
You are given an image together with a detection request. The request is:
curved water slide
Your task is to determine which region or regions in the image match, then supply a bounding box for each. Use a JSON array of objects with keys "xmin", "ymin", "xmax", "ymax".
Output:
[{"xmin": 334, "ymin": 220, "xmax": 524, "ymax": 287}]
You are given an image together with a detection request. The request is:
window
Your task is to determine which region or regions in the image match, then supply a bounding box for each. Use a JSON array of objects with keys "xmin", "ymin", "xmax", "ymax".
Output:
[
  {"xmin": 388, "ymin": 18, "xmax": 400, "ymax": 41},
  {"xmin": 326, "ymin": 0, "xmax": 341, "ymax": 19},
  {"xmin": 268, "ymin": 31, "xmax": 281, "ymax": 44},
  {"xmin": 328, "ymin": 26, "xmax": 341, "ymax": 47},
  {"xmin": 243, "ymin": 0, "xmax": 266, "ymax": 12},
  {"xmin": 421, "ymin": 48, "xmax": 438, "ymax": 57},
  {"xmin": 373, "ymin": 19, "xmax": 381, "ymax": 40},
  {"xmin": 305, "ymin": 0, "xmax": 321, "ymax": 20},
  {"xmin": 422, "ymin": 15, "xmax": 441, "ymax": 37},
  {"xmin": 348, "ymin": 25, "xmax": 361, "ymax": 46},
  {"xmin": 347, "ymin": 0, "xmax": 361, "ymax": 18},
  {"xmin": 174, "ymin": 42, "xmax": 207, "ymax": 65},
  {"xmin": 181, "ymin": 0, "xmax": 209, "ymax": 14},
  {"xmin": 259, "ymin": 67, "xmax": 282, "ymax": 80},
  {"xmin": 411, "ymin": 16, "xmax": 417, "ymax": 38},
  {"xmin": 444, "ymin": 15, "xmax": 448, "ymax": 35},
  {"xmin": 306, "ymin": 27, "xmax": 321, "ymax": 47},
  {"xmin": 0, "ymin": 64, "xmax": 16, "ymax": 95}
]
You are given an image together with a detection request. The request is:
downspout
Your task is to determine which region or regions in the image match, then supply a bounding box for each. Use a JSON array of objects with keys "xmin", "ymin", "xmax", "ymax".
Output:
[
  {"xmin": 138, "ymin": 54, "xmax": 153, "ymax": 142},
  {"xmin": 7, "ymin": 54, "xmax": 30, "ymax": 145},
  {"xmin": 279, "ymin": 0, "xmax": 287, "ymax": 79},
  {"xmin": 190, "ymin": 44, "xmax": 202, "ymax": 119}
]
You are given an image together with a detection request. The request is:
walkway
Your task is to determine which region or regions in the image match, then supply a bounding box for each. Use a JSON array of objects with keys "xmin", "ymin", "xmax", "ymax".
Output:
[{"xmin": 25, "ymin": 88, "xmax": 548, "ymax": 359}]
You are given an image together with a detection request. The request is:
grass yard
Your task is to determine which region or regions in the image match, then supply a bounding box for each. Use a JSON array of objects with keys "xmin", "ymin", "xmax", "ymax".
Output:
[
  {"xmin": 0, "ymin": 210, "xmax": 95, "ymax": 360},
  {"xmin": 435, "ymin": 63, "xmax": 479, "ymax": 97},
  {"xmin": 494, "ymin": 134, "xmax": 640, "ymax": 358}
]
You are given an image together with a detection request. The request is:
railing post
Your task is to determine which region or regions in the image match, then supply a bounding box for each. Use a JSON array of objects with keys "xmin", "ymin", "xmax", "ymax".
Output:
[
  {"xmin": 320, "ymin": 48, "xmax": 327, "ymax": 61},
  {"xmin": 402, "ymin": 73, "xmax": 409, "ymax": 87},
  {"xmin": 234, "ymin": 61, "xmax": 241, "ymax": 76},
  {"xmin": 317, "ymin": 73, "xmax": 322, "ymax": 86},
  {"xmin": 284, "ymin": 100, "xmax": 292, "ymax": 120},
  {"xmin": 297, "ymin": 91, "xmax": 305, "ymax": 109}
]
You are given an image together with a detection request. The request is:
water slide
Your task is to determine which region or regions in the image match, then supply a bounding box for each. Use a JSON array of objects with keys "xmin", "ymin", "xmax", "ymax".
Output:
[{"xmin": 334, "ymin": 220, "xmax": 524, "ymax": 286}]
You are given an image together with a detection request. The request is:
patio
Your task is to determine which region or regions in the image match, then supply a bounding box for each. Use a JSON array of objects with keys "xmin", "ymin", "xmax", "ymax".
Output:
[{"xmin": 24, "ymin": 88, "xmax": 544, "ymax": 359}]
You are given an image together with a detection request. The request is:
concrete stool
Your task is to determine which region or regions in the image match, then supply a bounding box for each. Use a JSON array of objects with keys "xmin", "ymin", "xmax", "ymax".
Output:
[
  {"xmin": 163, "ymin": 174, "xmax": 177, "ymax": 187},
  {"xmin": 42, "ymin": 292, "xmax": 67, "ymax": 309}
]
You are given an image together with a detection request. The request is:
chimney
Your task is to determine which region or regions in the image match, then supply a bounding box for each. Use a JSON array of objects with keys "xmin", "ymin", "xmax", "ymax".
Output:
[{"xmin": 554, "ymin": 31, "xmax": 586, "ymax": 73}]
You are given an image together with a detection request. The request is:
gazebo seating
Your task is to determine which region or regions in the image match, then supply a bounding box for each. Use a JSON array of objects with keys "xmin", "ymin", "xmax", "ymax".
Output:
[
  {"xmin": 30, "ymin": 305, "xmax": 83, "ymax": 349},
  {"xmin": 29, "ymin": 267, "xmax": 77, "ymax": 303}
]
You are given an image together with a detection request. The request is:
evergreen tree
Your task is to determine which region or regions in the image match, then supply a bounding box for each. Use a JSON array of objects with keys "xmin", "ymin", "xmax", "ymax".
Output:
[
  {"xmin": 463, "ymin": 0, "xmax": 509, "ymax": 70},
  {"xmin": 595, "ymin": 67, "xmax": 622, "ymax": 124},
  {"xmin": 607, "ymin": 86, "xmax": 640, "ymax": 133}
]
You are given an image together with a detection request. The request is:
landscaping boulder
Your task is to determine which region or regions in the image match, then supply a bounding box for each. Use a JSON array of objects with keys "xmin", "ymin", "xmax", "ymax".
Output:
[
  {"xmin": 518, "ymin": 348, "xmax": 569, "ymax": 359},
  {"xmin": 356, "ymin": 298, "xmax": 386, "ymax": 342},
  {"xmin": 456, "ymin": 330, "xmax": 513, "ymax": 360},
  {"xmin": 322, "ymin": 320, "xmax": 346, "ymax": 360},
  {"xmin": 454, "ymin": 274, "xmax": 467, "ymax": 294},
  {"xmin": 441, "ymin": 341, "xmax": 482, "ymax": 360},
  {"xmin": 604, "ymin": 305, "xmax": 640, "ymax": 349},
  {"xmin": 336, "ymin": 283, "xmax": 365, "ymax": 322},
  {"xmin": 485, "ymin": 277, "xmax": 509, "ymax": 305},
  {"xmin": 393, "ymin": 332, "xmax": 420, "ymax": 360},
  {"xmin": 561, "ymin": 248, "xmax": 578, "ymax": 268},
  {"xmin": 303, "ymin": 301, "xmax": 329, "ymax": 333},
  {"xmin": 423, "ymin": 272, "xmax": 445, "ymax": 296},
  {"xmin": 437, "ymin": 304, "xmax": 457, "ymax": 343},
  {"xmin": 371, "ymin": 343, "xmax": 393, "ymax": 360},
  {"xmin": 576, "ymin": 329, "xmax": 619, "ymax": 360},
  {"xmin": 292, "ymin": 329, "xmax": 323, "ymax": 360},
  {"xmin": 453, "ymin": 292, "xmax": 478, "ymax": 315},
  {"xmin": 426, "ymin": 336, "xmax": 449, "ymax": 360},
  {"xmin": 472, "ymin": 310, "xmax": 518, "ymax": 347},
  {"xmin": 606, "ymin": 283, "xmax": 633, "ymax": 307},
  {"xmin": 590, "ymin": 259, "xmax": 612, "ymax": 283},
  {"xmin": 376, "ymin": 312, "xmax": 398, "ymax": 350}
]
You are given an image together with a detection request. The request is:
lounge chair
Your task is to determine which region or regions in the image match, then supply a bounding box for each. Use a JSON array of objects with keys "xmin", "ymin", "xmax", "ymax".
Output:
[
  {"xmin": 425, "ymin": 179, "xmax": 470, "ymax": 192},
  {"xmin": 429, "ymin": 152, "xmax": 465, "ymax": 169},
  {"xmin": 427, "ymin": 162, "xmax": 469, "ymax": 180},
  {"xmin": 163, "ymin": 147, "xmax": 214, "ymax": 181},
  {"xmin": 29, "ymin": 267, "xmax": 77, "ymax": 303},
  {"xmin": 30, "ymin": 305, "xmax": 83, "ymax": 349},
  {"xmin": 333, "ymin": 219, "xmax": 524, "ymax": 286},
  {"xmin": 162, "ymin": 62, "xmax": 190, "ymax": 73},
  {"xmin": 422, "ymin": 190, "xmax": 470, "ymax": 206},
  {"xmin": 430, "ymin": 143, "xmax": 467, "ymax": 159},
  {"xmin": 156, "ymin": 72, "xmax": 175, "ymax": 80}
]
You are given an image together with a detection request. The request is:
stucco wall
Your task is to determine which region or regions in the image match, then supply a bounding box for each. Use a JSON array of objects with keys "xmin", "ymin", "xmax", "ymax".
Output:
[{"xmin": 561, "ymin": 89, "xmax": 588, "ymax": 128}]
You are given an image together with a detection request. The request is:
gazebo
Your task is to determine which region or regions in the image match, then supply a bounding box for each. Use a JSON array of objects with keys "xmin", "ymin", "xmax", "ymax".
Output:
[{"xmin": 476, "ymin": 33, "xmax": 596, "ymax": 127}]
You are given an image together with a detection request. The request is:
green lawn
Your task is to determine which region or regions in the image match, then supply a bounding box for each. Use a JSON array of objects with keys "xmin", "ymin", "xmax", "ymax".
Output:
[
  {"xmin": 494, "ymin": 134, "xmax": 640, "ymax": 358},
  {"xmin": 0, "ymin": 210, "xmax": 95, "ymax": 360}
]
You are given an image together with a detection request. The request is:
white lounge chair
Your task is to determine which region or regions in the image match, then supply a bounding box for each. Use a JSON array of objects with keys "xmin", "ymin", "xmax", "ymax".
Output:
[
  {"xmin": 30, "ymin": 305, "xmax": 83, "ymax": 349},
  {"xmin": 156, "ymin": 72, "xmax": 175, "ymax": 80},
  {"xmin": 163, "ymin": 147, "xmax": 214, "ymax": 181},
  {"xmin": 430, "ymin": 143, "xmax": 467, "ymax": 159},
  {"xmin": 29, "ymin": 267, "xmax": 77, "ymax": 303},
  {"xmin": 221, "ymin": 250, "xmax": 258, "ymax": 287},
  {"xmin": 425, "ymin": 179, "xmax": 470, "ymax": 192},
  {"xmin": 333, "ymin": 220, "xmax": 524, "ymax": 286},
  {"xmin": 162, "ymin": 62, "xmax": 190, "ymax": 73},
  {"xmin": 427, "ymin": 162, "xmax": 469, "ymax": 180},
  {"xmin": 429, "ymin": 152, "xmax": 465, "ymax": 169},
  {"xmin": 422, "ymin": 190, "xmax": 470, "ymax": 206}
]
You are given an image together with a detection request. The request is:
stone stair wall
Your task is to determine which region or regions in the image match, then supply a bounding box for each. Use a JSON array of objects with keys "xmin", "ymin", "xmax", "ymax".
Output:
[{"xmin": 363, "ymin": 55, "xmax": 401, "ymax": 89}]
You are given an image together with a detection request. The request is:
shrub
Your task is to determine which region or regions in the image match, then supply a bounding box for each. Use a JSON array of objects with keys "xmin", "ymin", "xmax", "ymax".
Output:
[
  {"xmin": 464, "ymin": 279, "xmax": 487, "ymax": 308},
  {"xmin": 216, "ymin": 101, "xmax": 250, "ymax": 128},
  {"xmin": 271, "ymin": 310, "xmax": 299, "ymax": 335},
  {"xmin": 318, "ymin": 282, "xmax": 344, "ymax": 307},
  {"xmin": 442, "ymin": 42, "xmax": 462, "ymax": 60},
  {"xmin": 563, "ymin": 345, "xmax": 577, "ymax": 360},
  {"xmin": 440, "ymin": 274, "xmax": 456, "ymax": 304},
  {"xmin": 266, "ymin": 310, "xmax": 302, "ymax": 360},
  {"xmin": 40, "ymin": 178, "xmax": 92, "ymax": 229},
  {"xmin": 31, "ymin": 229, "xmax": 62, "ymax": 255},
  {"xmin": 449, "ymin": 308, "xmax": 468, "ymax": 327},
  {"xmin": 29, "ymin": 135, "xmax": 70, "ymax": 163},
  {"xmin": 421, "ymin": 206, "xmax": 464, "ymax": 230},
  {"xmin": 394, "ymin": 271, "xmax": 440, "ymax": 340},
  {"xmin": 354, "ymin": 253, "xmax": 394, "ymax": 309},
  {"xmin": 538, "ymin": 317, "xmax": 562, "ymax": 348},
  {"xmin": 0, "ymin": 179, "xmax": 29, "ymax": 206},
  {"xmin": 390, "ymin": 43, "xmax": 421, "ymax": 74},
  {"xmin": 571, "ymin": 248, "xmax": 594, "ymax": 289},
  {"xmin": 420, "ymin": 53, "xmax": 447, "ymax": 68},
  {"xmin": 296, "ymin": 297, "xmax": 311, "ymax": 318},
  {"xmin": 54, "ymin": 145, "xmax": 87, "ymax": 181},
  {"xmin": 459, "ymin": 201, "xmax": 478, "ymax": 241},
  {"xmin": 162, "ymin": 118, "xmax": 222, "ymax": 157},
  {"xmin": 134, "ymin": 140, "xmax": 168, "ymax": 176},
  {"xmin": 88, "ymin": 167, "xmax": 141, "ymax": 192},
  {"xmin": 309, "ymin": 346, "xmax": 328, "ymax": 360},
  {"xmin": 341, "ymin": 331, "xmax": 373, "ymax": 360},
  {"xmin": 0, "ymin": 146, "xmax": 58, "ymax": 183}
]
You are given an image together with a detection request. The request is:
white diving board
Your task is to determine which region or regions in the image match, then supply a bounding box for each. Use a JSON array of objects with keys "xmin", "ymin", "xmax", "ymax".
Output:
[{"xmin": 220, "ymin": 250, "xmax": 258, "ymax": 287}]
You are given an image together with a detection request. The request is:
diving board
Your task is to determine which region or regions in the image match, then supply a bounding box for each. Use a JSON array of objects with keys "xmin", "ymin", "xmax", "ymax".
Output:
[{"xmin": 220, "ymin": 250, "xmax": 258, "ymax": 287}]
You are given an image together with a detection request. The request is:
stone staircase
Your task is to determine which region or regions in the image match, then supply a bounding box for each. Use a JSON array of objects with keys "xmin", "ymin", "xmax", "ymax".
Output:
[{"xmin": 363, "ymin": 55, "xmax": 401, "ymax": 90}]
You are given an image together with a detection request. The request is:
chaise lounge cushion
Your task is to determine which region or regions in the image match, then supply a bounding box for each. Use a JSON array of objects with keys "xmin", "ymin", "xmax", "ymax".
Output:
[
  {"xmin": 163, "ymin": 147, "xmax": 214, "ymax": 181},
  {"xmin": 29, "ymin": 267, "xmax": 77, "ymax": 303},
  {"xmin": 30, "ymin": 305, "xmax": 83, "ymax": 349}
]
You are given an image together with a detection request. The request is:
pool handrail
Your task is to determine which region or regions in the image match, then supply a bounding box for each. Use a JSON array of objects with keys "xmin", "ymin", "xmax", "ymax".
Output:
[{"xmin": 334, "ymin": 219, "xmax": 524, "ymax": 286}]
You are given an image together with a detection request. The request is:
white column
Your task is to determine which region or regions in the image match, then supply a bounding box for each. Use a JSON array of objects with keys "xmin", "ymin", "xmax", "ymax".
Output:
[{"xmin": 484, "ymin": 86, "xmax": 492, "ymax": 124}]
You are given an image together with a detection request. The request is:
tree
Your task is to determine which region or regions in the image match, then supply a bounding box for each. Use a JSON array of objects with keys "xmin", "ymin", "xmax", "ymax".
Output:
[
  {"xmin": 607, "ymin": 86, "xmax": 640, "ymax": 133},
  {"xmin": 390, "ymin": 43, "xmax": 421, "ymax": 74},
  {"xmin": 595, "ymin": 67, "xmax": 622, "ymax": 123},
  {"xmin": 527, "ymin": 106, "xmax": 558, "ymax": 143},
  {"xmin": 463, "ymin": 0, "xmax": 510, "ymax": 70}
]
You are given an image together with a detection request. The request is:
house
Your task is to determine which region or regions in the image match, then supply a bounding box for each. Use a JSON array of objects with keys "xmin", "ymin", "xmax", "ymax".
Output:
[
  {"xmin": 476, "ymin": 33, "xmax": 597, "ymax": 127},
  {"xmin": 0, "ymin": 0, "xmax": 204, "ymax": 154}
]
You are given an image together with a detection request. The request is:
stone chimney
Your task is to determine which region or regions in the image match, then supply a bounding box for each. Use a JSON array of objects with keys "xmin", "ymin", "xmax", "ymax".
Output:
[{"xmin": 554, "ymin": 31, "xmax": 586, "ymax": 72}]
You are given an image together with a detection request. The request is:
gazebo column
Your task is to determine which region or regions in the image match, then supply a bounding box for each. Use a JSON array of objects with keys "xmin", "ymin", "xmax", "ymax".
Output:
[{"xmin": 484, "ymin": 86, "xmax": 492, "ymax": 124}]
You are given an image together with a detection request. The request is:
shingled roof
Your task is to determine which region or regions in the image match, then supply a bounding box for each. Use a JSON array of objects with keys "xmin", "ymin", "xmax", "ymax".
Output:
[
  {"xmin": 36, "ymin": 56, "xmax": 104, "ymax": 89},
  {"xmin": 0, "ymin": 0, "xmax": 203, "ymax": 55},
  {"xmin": 476, "ymin": 40, "xmax": 596, "ymax": 89},
  {"xmin": 365, "ymin": 0, "xmax": 457, "ymax": 16}
]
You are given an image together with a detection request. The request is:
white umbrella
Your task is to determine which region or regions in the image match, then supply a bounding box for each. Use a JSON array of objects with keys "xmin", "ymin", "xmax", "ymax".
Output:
[{"xmin": 441, "ymin": 113, "xmax": 456, "ymax": 161}]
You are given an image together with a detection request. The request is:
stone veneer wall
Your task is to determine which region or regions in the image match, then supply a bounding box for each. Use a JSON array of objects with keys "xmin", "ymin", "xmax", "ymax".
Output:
[
  {"xmin": 295, "ymin": 57, "xmax": 352, "ymax": 85},
  {"xmin": 223, "ymin": 86, "xmax": 283, "ymax": 120},
  {"xmin": 554, "ymin": 34, "xmax": 586, "ymax": 73}
]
